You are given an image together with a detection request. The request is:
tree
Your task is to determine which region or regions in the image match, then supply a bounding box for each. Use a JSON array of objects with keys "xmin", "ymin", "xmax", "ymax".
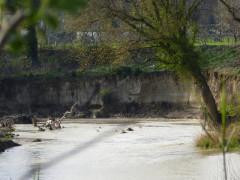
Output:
[
  {"xmin": 216, "ymin": 0, "xmax": 240, "ymax": 43},
  {"xmin": 65, "ymin": 3, "xmax": 136, "ymax": 69},
  {"xmin": 25, "ymin": 24, "xmax": 39, "ymax": 67},
  {"xmin": 218, "ymin": 0, "xmax": 240, "ymax": 43},
  {"xmin": 24, "ymin": 0, "xmax": 40, "ymax": 68},
  {"xmin": 68, "ymin": 0, "xmax": 221, "ymax": 125},
  {"xmin": 219, "ymin": 0, "xmax": 240, "ymax": 23}
]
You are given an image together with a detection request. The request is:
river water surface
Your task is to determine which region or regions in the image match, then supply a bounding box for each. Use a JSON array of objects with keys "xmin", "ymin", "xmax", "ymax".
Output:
[{"xmin": 0, "ymin": 118, "xmax": 240, "ymax": 180}]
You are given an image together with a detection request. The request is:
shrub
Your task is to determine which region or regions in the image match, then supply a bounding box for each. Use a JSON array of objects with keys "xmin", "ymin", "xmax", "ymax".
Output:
[
  {"xmin": 100, "ymin": 89, "xmax": 111, "ymax": 105},
  {"xmin": 71, "ymin": 70, "xmax": 77, "ymax": 77},
  {"xmin": 110, "ymin": 66, "xmax": 142, "ymax": 77},
  {"xmin": 196, "ymin": 136, "xmax": 216, "ymax": 149},
  {"xmin": 218, "ymin": 93, "xmax": 240, "ymax": 122},
  {"xmin": 131, "ymin": 66, "xmax": 142, "ymax": 76}
]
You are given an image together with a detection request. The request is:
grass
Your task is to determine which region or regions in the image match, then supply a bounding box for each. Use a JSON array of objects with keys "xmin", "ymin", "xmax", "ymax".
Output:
[
  {"xmin": 198, "ymin": 45, "xmax": 240, "ymax": 73},
  {"xmin": 196, "ymin": 123, "xmax": 240, "ymax": 151},
  {"xmin": 196, "ymin": 134, "xmax": 219, "ymax": 149},
  {"xmin": 195, "ymin": 37, "xmax": 240, "ymax": 46}
]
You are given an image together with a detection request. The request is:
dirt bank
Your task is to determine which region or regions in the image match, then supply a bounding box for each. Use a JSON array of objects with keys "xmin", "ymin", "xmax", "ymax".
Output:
[
  {"xmin": 0, "ymin": 70, "xmax": 237, "ymax": 120},
  {"xmin": 0, "ymin": 71, "xmax": 196, "ymax": 118}
]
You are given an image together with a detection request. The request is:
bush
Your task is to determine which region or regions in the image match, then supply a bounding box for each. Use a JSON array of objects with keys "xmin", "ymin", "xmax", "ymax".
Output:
[
  {"xmin": 196, "ymin": 136, "xmax": 216, "ymax": 149},
  {"xmin": 70, "ymin": 43, "xmax": 116, "ymax": 71},
  {"xmin": 100, "ymin": 89, "xmax": 111, "ymax": 105},
  {"xmin": 131, "ymin": 66, "xmax": 142, "ymax": 76},
  {"xmin": 110, "ymin": 66, "xmax": 142, "ymax": 77},
  {"xmin": 196, "ymin": 122, "xmax": 240, "ymax": 151},
  {"xmin": 218, "ymin": 93, "xmax": 240, "ymax": 122},
  {"xmin": 71, "ymin": 70, "xmax": 77, "ymax": 77}
]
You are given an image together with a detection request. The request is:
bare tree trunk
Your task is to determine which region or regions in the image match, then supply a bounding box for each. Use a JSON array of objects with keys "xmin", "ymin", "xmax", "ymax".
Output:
[
  {"xmin": 26, "ymin": 25, "xmax": 39, "ymax": 68},
  {"xmin": 233, "ymin": 33, "xmax": 237, "ymax": 44},
  {"xmin": 191, "ymin": 64, "xmax": 221, "ymax": 126},
  {"xmin": 25, "ymin": 0, "xmax": 40, "ymax": 69}
]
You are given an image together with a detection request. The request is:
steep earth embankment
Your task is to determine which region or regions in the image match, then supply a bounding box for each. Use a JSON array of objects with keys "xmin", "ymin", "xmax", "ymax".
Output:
[{"xmin": 0, "ymin": 71, "xmax": 238, "ymax": 118}]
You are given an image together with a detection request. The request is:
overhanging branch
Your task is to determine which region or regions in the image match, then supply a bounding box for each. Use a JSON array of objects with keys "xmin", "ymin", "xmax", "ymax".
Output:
[{"xmin": 0, "ymin": 9, "xmax": 26, "ymax": 49}]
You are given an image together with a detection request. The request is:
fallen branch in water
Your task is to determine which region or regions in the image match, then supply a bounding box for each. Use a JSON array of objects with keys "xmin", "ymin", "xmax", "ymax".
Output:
[
  {"xmin": 58, "ymin": 101, "xmax": 80, "ymax": 124},
  {"xmin": 36, "ymin": 101, "xmax": 80, "ymax": 131}
]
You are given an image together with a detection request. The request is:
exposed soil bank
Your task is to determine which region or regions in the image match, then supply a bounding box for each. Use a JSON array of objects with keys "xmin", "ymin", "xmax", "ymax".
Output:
[{"xmin": 0, "ymin": 70, "xmax": 238, "ymax": 119}]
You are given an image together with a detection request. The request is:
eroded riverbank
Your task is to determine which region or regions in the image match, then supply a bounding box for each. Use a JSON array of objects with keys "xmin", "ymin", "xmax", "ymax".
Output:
[{"xmin": 0, "ymin": 118, "xmax": 240, "ymax": 180}]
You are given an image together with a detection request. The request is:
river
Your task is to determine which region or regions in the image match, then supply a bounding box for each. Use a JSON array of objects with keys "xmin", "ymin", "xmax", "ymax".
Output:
[{"xmin": 0, "ymin": 118, "xmax": 240, "ymax": 180}]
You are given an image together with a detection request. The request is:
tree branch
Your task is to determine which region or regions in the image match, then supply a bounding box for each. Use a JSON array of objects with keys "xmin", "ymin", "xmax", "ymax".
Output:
[
  {"xmin": 219, "ymin": 0, "xmax": 240, "ymax": 23},
  {"xmin": 151, "ymin": 0, "xmax": 161, "ymax": 21},
  {"xmin": 0, "ymin": 9, "xmax": 26, "ymax": 49}
]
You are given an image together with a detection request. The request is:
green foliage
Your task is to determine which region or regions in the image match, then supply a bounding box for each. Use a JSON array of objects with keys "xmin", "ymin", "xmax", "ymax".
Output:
[
  {"xmin": 197, "ymin": 123, "xmax": 240, "ymax": 151},
  {"xmin": 67, "ymin": 0, "xmax": 204, "ymax": 79},
  {"xmin": 227, "ymin": 135, "xmax": 240, "ymax": 149},
  {"xmin": 45, "ymin": 14, "xmax": 59, "ymax": 29},
  {"xmin": 116, "ymin": 66, "xmax": 131, "ymax": 77},
  {"xmin": 47, "ymin": 0, "xmax": 86, "ymax": 12},
  {"xmin": 0, "ymin": 124, "xmax": 15, "ymax": 142},
  {"xmin": 8, "ymin": 33, "xmax": 25, "ymax": 52},
  {"xmin": 110, "ymin": 66, "xmax": 142, "ymax": 77},
  {"xmin": 0, "ymin": 0, "xmax": 86, "ymax": 51},
  {"xmin": 197, "ymin": 80, "xmax": 240, "ymax": 152},
  {"xmin": 218, "ymin": 93, "xmax": 240, "ymax": 121},
  {"xmin": 5, "ymin": 132, "xmax": 14, "ymax": 140},
  {"xmin": 131, "ymin": 66, "xmax": 141, "ymax": 76},
  {"xmin": 197, "ymin": 136, "xmax": 216, "ymax": 149},
  {"xmin": 71, "ymin": 70, "xmax": 77, "ymax": 77},
  {"xmin": 221, "ymin": 76, "xmax": 227, "ymax": 150},
  {"xmin": 100, "ymin": 89, "xmax": 111, "ymax": 105},
  {"xmin": 33, "ymin": 168, "xmax": 40, "ymax": 180},
  {"xmin": 196, "ymin": 37, "xmax": 240, "ymax": 46},
  {"xmin": 70, "ymin": 43, "xmax": 117, "ymax": 71},
  {"xmin": 198, "ymin": 46, "xmax": 239, "ymax": 70}
]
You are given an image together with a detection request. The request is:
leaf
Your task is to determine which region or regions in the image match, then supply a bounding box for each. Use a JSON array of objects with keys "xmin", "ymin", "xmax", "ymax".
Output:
[
  {"xmin": 47, "ymin": 0, "xmax": 87, "ymax": 12},
  {"xmin": 225, "ymin": 127, "xmax": 236, "ymax": 152},
  {"xmin": 45, "ymin": 15, "xmax": 59, "ymax": 29},
  {"xmin": 222, "ymin": 75, "xmax": 227, "ymax": 147},
  {"xmin": 37, "ymin": 28, "xmax": 47, "ymax": 41},
  {"xmin": 9, "ymin": 32, "xmax": 24, "ymax": 52}
]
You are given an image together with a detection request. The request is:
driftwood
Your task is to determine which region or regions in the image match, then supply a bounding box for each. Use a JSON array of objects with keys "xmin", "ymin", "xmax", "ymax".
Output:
[
  {"xmin": 35, "ymin": 101, "xmax": 79, "ymax": 131},
  {"xmin": 0, "ymin": 102, "xmax": 80, "ymax": 131}
]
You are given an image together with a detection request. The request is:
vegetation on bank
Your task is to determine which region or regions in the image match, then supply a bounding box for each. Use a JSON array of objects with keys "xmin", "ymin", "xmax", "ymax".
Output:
[
  {"xmin": 196, "ymin": 123, "xmax": 240, "ymax": 151},
  {"xmin": 0, "ymin": 47, "xmax": 158, "ymax": 79},
  {"xmin": 196, "ymin": 37, "xmax": 240, "ymax": 46},
  {"xmin": 198, "ymin": 45, "xmax": 240, "ymax": 73},
  {"xmin": 196, "ymin": 78, "xmax": 240, "ymax": 152},
  {"xmin": 1, "ymin": 45, "xmax": 240, "ymax": 79},
  {"xmin": 0, "ymin": 126, "xmax": 18, "ymax": 152}
]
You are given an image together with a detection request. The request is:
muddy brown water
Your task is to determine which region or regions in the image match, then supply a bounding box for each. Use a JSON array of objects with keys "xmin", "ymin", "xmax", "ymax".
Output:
[{"xmin": 0, "ymin": 118, "xmax": 240, "ymax": 180}]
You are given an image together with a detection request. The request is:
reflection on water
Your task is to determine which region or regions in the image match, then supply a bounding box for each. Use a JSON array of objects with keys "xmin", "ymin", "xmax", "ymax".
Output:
[{"xmin": 0, "ymin": 118, "xmax": 240, "ymax": 180}]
